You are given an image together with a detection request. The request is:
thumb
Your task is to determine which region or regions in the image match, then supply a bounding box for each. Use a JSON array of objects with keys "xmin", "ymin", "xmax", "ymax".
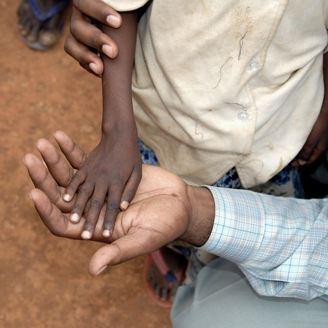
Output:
[
  {"xmin": 88, "ymin": 232, "xmax": 163, "ymax": 276},
  {"xmin": 89, "ymin": 228, "xmax": 167, "ymax": 276}
]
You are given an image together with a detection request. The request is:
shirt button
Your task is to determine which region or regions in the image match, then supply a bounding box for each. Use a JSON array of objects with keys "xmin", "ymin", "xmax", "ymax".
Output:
[
  {"xmin": 238, "ymin": 111, "xmax": 249, "ymax": 121},
  {"xmin": 248, "ymin": 58, "xmax": 260, "ymax": 71}
]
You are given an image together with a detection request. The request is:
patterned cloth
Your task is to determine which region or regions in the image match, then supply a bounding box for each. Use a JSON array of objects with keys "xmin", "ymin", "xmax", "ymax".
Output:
[
  {"xmin": 201, "ymin": 187, "xmax": 328, "ymax": 301},
  {"xmin": 138, "ymin": 139, "xmax": 304, "ymax": 197},
  {"xmin": 138, "ymin": 139, "xmax": 305, "ymax": 283}
]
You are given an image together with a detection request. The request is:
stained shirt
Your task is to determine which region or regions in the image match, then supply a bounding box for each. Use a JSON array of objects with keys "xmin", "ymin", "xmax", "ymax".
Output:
[
  {"xmin": 101, "ymin": 0, "xmax": 328, "ymax": 187},
  {"xmin": 201, "ymin": 186, "xmax": 328, "ymax": 301}
]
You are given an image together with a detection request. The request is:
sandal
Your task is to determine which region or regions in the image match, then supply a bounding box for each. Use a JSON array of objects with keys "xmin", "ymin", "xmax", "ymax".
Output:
[
  {"xmin": 143, "ymin": 249, "xmax": 186, "ymax": 308},
  {"xmin": 19, "ymin": 0, "xmax": 69, "ymax": 51}
]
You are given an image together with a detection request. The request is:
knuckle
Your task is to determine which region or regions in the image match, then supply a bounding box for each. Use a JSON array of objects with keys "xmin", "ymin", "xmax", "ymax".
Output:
[
  {"xmin": 79, "ymin": 185, "xmax": 91, "ymax": 196},
  {"xmin": 90, "ymin": 199, "xmax": 102, "ymax": 210},
  {"xmin": 73, "ymin": 204, "xmax": 83, "ymax": 213},
  {"xmin": 108, "ymin": 202, "xmax": 119, "ymax": 211}
]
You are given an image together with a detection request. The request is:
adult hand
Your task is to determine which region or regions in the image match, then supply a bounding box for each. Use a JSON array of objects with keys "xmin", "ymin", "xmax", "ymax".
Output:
[
  {"xmin": 24, "ymin": 131, "xmax": 214, "ymax": 276},
  {"xmin": 65, "ymin": 0, "xmax": 122, "ymax": 76}
]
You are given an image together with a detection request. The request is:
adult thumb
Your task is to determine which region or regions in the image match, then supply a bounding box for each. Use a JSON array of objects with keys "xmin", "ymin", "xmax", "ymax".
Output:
[{"xmin": 88, "ymin": 233, "xmax": 157, "ymax": 276}]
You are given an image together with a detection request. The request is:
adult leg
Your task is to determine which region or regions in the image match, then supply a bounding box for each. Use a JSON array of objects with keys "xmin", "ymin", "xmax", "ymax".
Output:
[{"xmin": 171, "ymin": 258, "xmax": 328, "ymax": 328}]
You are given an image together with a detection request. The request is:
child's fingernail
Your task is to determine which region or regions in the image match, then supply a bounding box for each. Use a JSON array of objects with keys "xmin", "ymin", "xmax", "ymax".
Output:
[
  {"xmin": 102, "ymin": 44, "xmax": 113, "ymax": 58},
  {"xmin": 70, "ymin": 213, "xmax": 80, "ymax": 223},
  {"xmin": 106, "ymin": 15, "xmax": 120, "ymax": 27},
  {"xmin": 102, "ymin": 229, "xmax": 111, "ymax": 238},
  {"xmin": 81, "ymin": 230, "xmax": 92, "ymax": 240},
  {"xmin": 120, "ymin": 201, "xmax": 129, "ymax": 210},
  {"xmin": 63, "ymin": 194, "xmax": 71, "ymax": 202},
  {"xmin": 96, "ymin": 265, "xmax": 108, "ymax": 276},
  {"xmin": 89, "ymin": 62, "xmax": 98, "ymax": 73}
]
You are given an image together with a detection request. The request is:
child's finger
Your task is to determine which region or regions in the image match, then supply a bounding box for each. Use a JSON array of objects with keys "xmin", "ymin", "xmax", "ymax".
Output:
[
  {"xmin": 30, "ymin": 189, "xmax": 85, "ymax": 239},
  {"xmin": 103, "ymin": 184, "xmax": 124, "ymax": 237},
  {"xmin": 63, "ymin": 169, "xmax": 87, "ymax": 202},
  {"xmin": 70, "ymin": 8, "xmax": 118, "ymax": 59},
  {"xmin": 69, "ymin": 180, "xmax": 93, "ymax": 226},
  {"xmin": 306, "ymin": 142, "xmax": 326, "ymax": 165},
  {"xmin": 120, "ymin": 167, "xmax": 142, "ymax": 210},
  {"xmin": 72, "ymin": 0, "xmax": 122, "ymax": 28},
  {"xmin": 36, "ymin": 138, "xmax": 74, "ymax": 187},
  {"xmin": 82, "ymin": 184, "xmax": 107, "ymax": 239},
  {"xmin": 65, "ymin": 32, "xmax": 103, "ymax": 76},
  {"xmin": 53, "ymin": 130, "xmax": 86, "ymax": 170}
]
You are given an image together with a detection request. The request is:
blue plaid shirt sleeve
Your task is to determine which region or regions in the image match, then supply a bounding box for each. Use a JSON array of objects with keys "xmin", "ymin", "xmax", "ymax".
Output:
[{"xmin": 200, "ymin": 186, "xmax": 328, "ymax": 301}]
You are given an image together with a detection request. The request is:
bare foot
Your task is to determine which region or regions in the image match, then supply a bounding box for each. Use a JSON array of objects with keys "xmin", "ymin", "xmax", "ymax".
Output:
[
  {"xmin": 17, "ymin": 0, "xmax": 69, "ymax": 50},
  {"xmin": 144, "ymin": 247, "xmax": 187, "ymax": 307}
]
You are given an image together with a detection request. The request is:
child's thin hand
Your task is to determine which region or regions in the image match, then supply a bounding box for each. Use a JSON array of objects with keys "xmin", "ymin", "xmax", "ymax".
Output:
[{"xmin": 63, "ymin": 135, "xmax": 142, "ymax": 239}]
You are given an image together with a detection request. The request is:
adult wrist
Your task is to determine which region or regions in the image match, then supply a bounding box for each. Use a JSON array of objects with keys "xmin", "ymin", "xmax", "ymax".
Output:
[{"xmin": 181, "ymin": 185, "xmax": 215, "ymax": 247}]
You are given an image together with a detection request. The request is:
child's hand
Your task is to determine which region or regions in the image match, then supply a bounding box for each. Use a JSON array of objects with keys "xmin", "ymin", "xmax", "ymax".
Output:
[
  {"xmin": 63, "ymin": 135, "xmax": 142, "ymax": 239},
  {"xmin": 292, "ymin": 98, "xmax": 328, "ymax": 166}
]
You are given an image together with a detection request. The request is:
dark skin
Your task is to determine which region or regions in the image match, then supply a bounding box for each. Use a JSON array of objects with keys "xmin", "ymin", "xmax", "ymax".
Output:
[
  {"xmin": 24, "ymin": 131, "xmax": 214, "ymax": 276},
  {"xmin": 64, "ymin": 0, "xmax": 328, "ymax": 167},
  {"xmin": 18, "ymin": 0, "xmax": 69, "ymax": 48},
  {"xmin": 64, "ymin": 1, "xmax": 328, "ymax": 238},
  {"xmin": 63, "ymin": 11, "xmax": 141, "ymax": 239},
  {"xmin": 291, "ymin": 52, "xmax": 328, "ymax": 166}
]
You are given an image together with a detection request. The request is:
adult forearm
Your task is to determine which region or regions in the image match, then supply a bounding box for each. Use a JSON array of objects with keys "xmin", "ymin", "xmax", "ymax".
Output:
[{"xmin": 101, "ymin": 11, "xmax": 138, "ymax": 135}]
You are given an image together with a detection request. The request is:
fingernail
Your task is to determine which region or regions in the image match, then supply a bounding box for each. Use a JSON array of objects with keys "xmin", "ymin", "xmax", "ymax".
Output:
[
  {"xmin": 81, "ymin": 230, "xmax": 92, "ymax": 240},
  {"xmin": 106, "ymin": 15, "xmax": 120, "ymax": 27},
  {"xmin": 298, "ymin": 159, "xmax": 307, "ymax": 166},
  {"xmin": 102, "ymin": 229, "xmax": 111, "ymax": 238},
  {"xmin": 96, "ymin": 265, "xmax": 108, "ymax": 276},
  {"xmin": 70, "ymin": 213, "xmax": 80, "ymax": 223},
  {"xmin": 63, "ymin": 194, "xmax": 71, "ymax": 202},
  {"xmin": 120, "ymin": 201, "xmax": 129, "ymax": 210},
  {"xmin": 89, "ymin": 62, "xmax": 98, "ymax": 73},
  {"xmin": 102, "ymin": 44, "xmax": 113, "ymax": 58}
]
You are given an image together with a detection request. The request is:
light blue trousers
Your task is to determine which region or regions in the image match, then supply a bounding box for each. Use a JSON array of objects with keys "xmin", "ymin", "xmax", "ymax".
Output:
[{"xmin": 171, "ymin": 259, "xmax": 328, "ymax": 328}]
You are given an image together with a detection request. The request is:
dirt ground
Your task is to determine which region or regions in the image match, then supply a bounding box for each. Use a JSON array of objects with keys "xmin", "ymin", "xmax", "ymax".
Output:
[{"xmin": 0, "ymin": 1, "xmax": 171, "ymax": 327}]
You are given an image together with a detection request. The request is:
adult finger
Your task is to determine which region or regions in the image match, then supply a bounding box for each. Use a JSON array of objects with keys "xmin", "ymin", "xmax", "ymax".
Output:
[
  {"xmin": 29, "ymin": 189, "xmax": 82, "ymax": 238},
  {"xmin": 53, "ymin": 130, "xmax": 86, "ymax": 170},
  {"xmin": 73, "ymin": 0, "xmax": 122, "ymax": 28},
  {"xmin": 24, "ymin": 154, "xmax": 72, "ymax": 212},
  {"xmin": 30, "ymin": 190, "xmax": 108, "ymax": 242},
  {"xmin": 36, "ymin": 138, "xmax": 74, "ymax": 187}
]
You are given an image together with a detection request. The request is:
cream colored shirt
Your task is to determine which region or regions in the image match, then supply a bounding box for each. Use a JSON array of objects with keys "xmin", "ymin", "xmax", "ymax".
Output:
[{"xmin": 102, "ymin": 0, "xmax": 328, "ymax": 187}]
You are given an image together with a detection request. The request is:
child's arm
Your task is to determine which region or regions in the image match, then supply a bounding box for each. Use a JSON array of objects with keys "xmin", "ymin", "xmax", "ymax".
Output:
[{"xmin": 63, "ymin": 11, "xmax": 141, "ymax": 239}]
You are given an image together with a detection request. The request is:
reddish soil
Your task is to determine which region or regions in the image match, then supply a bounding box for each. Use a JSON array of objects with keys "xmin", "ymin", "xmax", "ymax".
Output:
[{"xmin": 0, "ymin": 1, "xmax": 170, "ymax": 327}]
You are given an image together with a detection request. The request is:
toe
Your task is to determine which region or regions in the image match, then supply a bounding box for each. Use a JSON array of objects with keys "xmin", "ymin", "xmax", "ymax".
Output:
[
  {"xmin": 39, "ymin": 31, "xmax": 60, "ymax": 48},
  {"xmin": 26, "ymin": 21, "xmax": 41, "ymax": 42}
]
